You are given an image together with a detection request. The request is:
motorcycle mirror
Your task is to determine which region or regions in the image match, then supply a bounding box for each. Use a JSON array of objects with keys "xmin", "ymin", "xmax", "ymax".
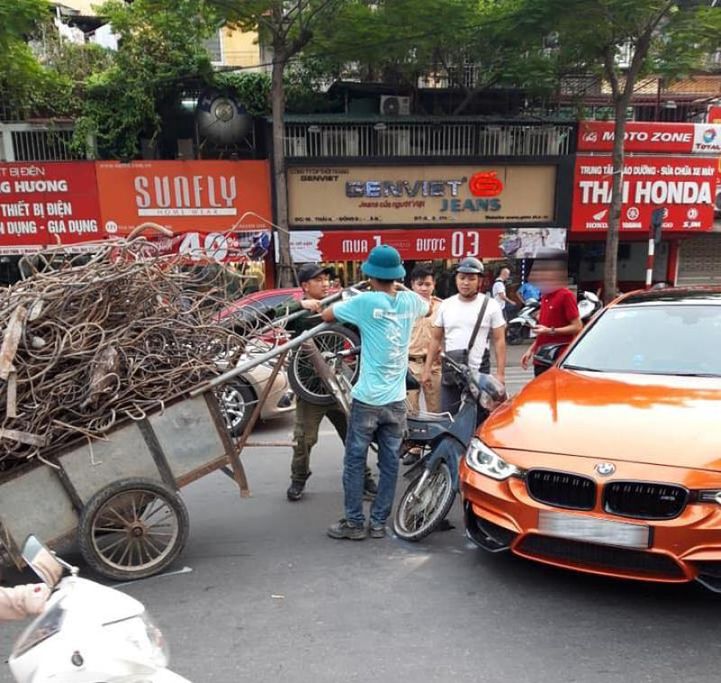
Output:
[
  {"xmin": 475, "ymin": 373, "xmax": 507, "ymax": 403},
  {"xmin": 21, "ymin": 535, "xmax": 65, "ymax": 588}
]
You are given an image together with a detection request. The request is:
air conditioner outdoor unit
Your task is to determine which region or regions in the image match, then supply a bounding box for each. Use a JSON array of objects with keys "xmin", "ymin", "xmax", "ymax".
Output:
[{"xmin": 380, "ymin": 95, "xmax": 411, "ymax": 116}]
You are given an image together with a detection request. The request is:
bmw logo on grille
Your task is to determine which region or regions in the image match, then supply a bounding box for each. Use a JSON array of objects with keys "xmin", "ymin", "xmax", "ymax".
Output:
[{"xmin": 595, "ymin": 462, "xmax": 616, "ymax": 476}]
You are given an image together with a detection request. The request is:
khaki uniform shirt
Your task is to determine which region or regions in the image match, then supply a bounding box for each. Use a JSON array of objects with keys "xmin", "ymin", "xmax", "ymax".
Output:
[{"xmin": 408, "ymin": 296, "xmax": 442, "ymax": 365}]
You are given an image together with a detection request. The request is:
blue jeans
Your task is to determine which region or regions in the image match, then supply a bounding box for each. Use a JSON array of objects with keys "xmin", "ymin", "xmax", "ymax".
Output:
[{"xmin": 343, "ymin": 399, "xmax": 406, "ymax": 526}]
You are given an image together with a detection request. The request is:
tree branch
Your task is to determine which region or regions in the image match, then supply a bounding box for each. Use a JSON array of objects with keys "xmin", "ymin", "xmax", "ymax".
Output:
[{"xmin": 602, "ymin": 45, "xmax": 620, "ymax": 99}]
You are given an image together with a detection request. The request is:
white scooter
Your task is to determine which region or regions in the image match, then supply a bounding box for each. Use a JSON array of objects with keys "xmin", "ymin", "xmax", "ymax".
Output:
[
  {"xmin": 9, "ymin": 535, "xmax": 190, "ymax": 683},
  {"xmin": 506, "ymin": 298, "xmax": 540, "ymax": 345}
]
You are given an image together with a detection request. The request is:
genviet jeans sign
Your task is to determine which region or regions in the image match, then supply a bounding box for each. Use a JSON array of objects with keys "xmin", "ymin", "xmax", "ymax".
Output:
[{"xmin": 288, "ymin": 165, "xmax": 557, "ymax": 227}]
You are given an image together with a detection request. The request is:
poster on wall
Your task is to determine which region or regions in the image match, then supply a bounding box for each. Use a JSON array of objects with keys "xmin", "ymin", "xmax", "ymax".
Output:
[
  {"xmin": 96, "ymin": 160, "xmax": 272, "ymax": 241},
  {"xmin": 0, "ymin": 162, "xmax": 104, "ymax": 252},
  {"xmin": 137, "ymin": 230, "xmax": 272, "ymax": 263},
  {"xmin": 287, "ymin": 165, "xmax": 557, "ymax": 227},
  {"xmin": 572, "ymin": 155, "xmax": 717, "ymax": 232},
  {"xmin": 280, "ymin": 227, "xmax": 567, "ymax": 263}
]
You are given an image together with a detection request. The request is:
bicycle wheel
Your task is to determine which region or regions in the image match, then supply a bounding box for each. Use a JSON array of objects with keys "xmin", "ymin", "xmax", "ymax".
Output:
[
  {"xmin": 393, "ymin": 462, "xmax": 456, "ymax": 542},
  {"xmin": 287, "ymin": 324, "xmax": 360, "ymax": 406}
]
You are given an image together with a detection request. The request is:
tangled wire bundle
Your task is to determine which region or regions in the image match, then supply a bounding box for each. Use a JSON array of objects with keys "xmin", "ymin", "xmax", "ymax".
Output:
[{"xmin": 0, "ymin": 238, "xmax": 277, "ymax": 474}]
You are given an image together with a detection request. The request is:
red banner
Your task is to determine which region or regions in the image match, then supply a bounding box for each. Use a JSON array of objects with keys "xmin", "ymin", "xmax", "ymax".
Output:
[
  {"xmin": 572, "ymin": 155, "xmax": 716, "ymax": 233},
  {"xmin": 0, "ymin": 162, "xmax": 104, "ymax": 252},
  {"xmin": 286, "ymin": 227, "xmax": 567, "ymax": 262},
  {"xmin": 96, "ymin": 160, "xmax": 272, "ymax": 236},
  {"xmin": 578, "ymin": 121, "xmax": 721, "ymax": 155}
]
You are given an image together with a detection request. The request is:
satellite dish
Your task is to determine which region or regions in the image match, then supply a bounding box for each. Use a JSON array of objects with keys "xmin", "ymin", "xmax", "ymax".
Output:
[{"xmin": 196, "ymin": 90, "xmax": 252, "ymax": 144}]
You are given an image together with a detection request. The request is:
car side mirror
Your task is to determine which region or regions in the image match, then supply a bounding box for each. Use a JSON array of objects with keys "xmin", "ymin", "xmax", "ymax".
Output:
[{"xmin": 533, "ymin": 343, "xmax": 567, "ymax": 368}]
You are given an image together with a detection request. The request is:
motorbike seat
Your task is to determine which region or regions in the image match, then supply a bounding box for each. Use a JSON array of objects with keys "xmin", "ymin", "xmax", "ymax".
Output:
[{"xmin": 407, "ymin": 410, "xmax": 454, "ymax": 427}]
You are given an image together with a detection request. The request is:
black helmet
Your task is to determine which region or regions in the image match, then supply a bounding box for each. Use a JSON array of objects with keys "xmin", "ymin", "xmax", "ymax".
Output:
[{"xmin": 456, "ymin": 257, "xmax": 484, "ymax": 274}]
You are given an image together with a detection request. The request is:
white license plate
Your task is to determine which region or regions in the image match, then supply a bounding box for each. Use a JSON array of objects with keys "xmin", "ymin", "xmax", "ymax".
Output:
[{"xmin": 538, "ymin": 511, "xmax": 650, "ymax": 549}]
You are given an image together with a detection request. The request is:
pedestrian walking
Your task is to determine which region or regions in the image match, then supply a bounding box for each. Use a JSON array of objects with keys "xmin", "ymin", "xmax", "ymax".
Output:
[
  {"xmin": 423, "ymin": 257, "xmax": 506, "ymax": 415},
  {"xmin": 322, "ymin": 245, "xmax": 429, "ymax": 540},
  {"xmin": 406, "ymin": 264, "xmax": 442, "ymax": 414},
  {"xmin": 492, "ymin": 266, "xmax": 516, "ymax": 320},
  {"xmin": 521, "ymin": 256, "xmax": 582, "ymax": 377},
  {"xmin": 277, "ymin": 263, "xmax": 377, "ymax": 502}
]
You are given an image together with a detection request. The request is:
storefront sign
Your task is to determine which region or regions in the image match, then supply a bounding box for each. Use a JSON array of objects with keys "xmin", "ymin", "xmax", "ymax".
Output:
[
  {"xmin": 707, "ymin": 105, "xmax": 721, "ymax": 124},
  {"xmin": 572, "ymin": 155, "xmax": 716, "ymax": 232},
  {"xmin": 578, "ymin": 121, "xmax": 721, "ymax": 155},
  {"xmin": 96, "ymin": 160, "xmax": 272, "ymax": 236},
  {"xmin": 140, "ymin": 229, "xmax": 271, "ymax": 263},
  {"xmin": 287, "ymin": 165, "xmax": 557, "ymax": 226},
  {"xmin": 0, "ymin": 162, "xmax": 103, "ymax": 252},
  {"xmin": 283, "ymin": 228, "xmax": 567, "ymax": 262}
]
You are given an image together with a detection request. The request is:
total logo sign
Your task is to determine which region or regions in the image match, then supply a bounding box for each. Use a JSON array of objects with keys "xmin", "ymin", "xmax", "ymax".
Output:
[{"xmin": 695, "ymin": 126, "xmax": 721, "ymax": 153}]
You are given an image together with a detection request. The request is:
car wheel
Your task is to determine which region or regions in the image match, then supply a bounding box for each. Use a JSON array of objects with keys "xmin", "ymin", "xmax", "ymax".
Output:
[{"xmin": 219, "ymin": 380, "xmax": 256, "ymax": 437}]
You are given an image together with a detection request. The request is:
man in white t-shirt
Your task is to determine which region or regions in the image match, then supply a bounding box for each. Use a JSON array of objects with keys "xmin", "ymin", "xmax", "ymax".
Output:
[
  {"xmin": 422, "ymin": 257, "xmax": 506, "ymax": 415},
  {"xmin": 492, "ymin": 266, "xmax": 515, "ymax": 319}
]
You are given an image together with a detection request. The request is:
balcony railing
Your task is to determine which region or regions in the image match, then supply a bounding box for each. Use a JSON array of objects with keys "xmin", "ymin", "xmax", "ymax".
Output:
[
  {"xmin": 284, "ymin": 120, "xmax": 575, "ymax": 158},
  {"xmin": 1, "ymin": 123, "xmax": 83, "ymax": 162}
]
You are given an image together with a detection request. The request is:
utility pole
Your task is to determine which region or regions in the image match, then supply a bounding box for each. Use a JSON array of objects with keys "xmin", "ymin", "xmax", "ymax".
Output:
[{"xmin": 646, "ymin": 207, "xmax": 664, "ymax": 288}]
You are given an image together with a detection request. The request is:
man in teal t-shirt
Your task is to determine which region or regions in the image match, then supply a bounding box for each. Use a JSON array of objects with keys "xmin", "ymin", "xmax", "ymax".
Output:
[{"xmin": 321, "ymin": 245, "xmax": 428, "ymax": 540}]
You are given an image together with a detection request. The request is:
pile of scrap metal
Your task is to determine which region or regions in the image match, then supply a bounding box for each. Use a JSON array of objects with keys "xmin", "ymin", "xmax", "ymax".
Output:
[{"xmin": 0, "ymin": 237, "xmax": 275, "ymax": 474}]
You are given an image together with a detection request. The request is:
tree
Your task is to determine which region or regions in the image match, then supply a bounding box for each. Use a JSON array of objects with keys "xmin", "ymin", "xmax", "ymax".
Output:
[
  {"xmin": 77, "ymin": 0, "xmax": 218, "ymax": 159},
  {"xmin": 208, "ymin": 0, "xmax": 344, "ymax": 287},
  {"xmin": 305, "ymin": 0, "xmax": 560, "ymax": 114},
  {"xmin": 526, "ymin": 0, "xmax": 721, "ymax": 301},
  {"xmin": 0, "ymin": 0, "xmax": 49, "ymax": 118}
]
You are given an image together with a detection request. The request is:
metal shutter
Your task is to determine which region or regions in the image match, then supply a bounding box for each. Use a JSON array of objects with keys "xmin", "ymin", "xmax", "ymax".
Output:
[{"xmin": 677, "ymin": 234, "xmax": 721, "ymax": 285}]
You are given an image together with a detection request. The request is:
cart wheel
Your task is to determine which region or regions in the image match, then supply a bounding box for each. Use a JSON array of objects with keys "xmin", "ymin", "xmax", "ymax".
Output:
[
  {"xmin": 287, "ymin": 324, "xmax": 360, "ymax": 406},
  {"xmin": 78, "ymin": 478, "xmax": 189, "ymax": 582}
]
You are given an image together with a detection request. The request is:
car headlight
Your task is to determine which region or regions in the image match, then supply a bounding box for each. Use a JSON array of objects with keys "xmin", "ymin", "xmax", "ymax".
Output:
[
  {"xmin": 103, "ymin": 611, "xmax": 168, "ymax": 668},
  {"xmin": 465, "ymin": 437, "xmax": 520, "ymax": 481},
  {"xmin": 696, "ymin": 490, "xmax": 721, "ymax": 505}
]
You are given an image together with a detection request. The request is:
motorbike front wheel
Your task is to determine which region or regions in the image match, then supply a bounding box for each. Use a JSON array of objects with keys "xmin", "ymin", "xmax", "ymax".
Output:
[{"xmin": 393, "ymin": 462, "xmax": 456, "ymax": 542}]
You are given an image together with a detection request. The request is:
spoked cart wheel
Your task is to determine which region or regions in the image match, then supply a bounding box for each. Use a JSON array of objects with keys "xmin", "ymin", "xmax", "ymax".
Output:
[
  {"xmin": 287, "ymin": 324, "xmax": 360, "ymax": 406},
  {"xmin": 78, "ymin": 478, "xmax": 189, "ymax": 581}
]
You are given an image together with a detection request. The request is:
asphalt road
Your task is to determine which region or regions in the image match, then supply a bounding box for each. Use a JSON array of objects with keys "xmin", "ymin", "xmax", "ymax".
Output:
[{"xmin": 2, "ymin": 347, "xmax": 719, "ymax": 682}]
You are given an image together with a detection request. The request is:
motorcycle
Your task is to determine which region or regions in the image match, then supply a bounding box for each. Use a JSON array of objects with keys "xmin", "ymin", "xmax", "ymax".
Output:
[
  {"xmin": 577, "ymin": 290, "xmax": 602, "ymax": 322},
  {"xmin": 506, "ymin": 298, "xmax": 540, "ymax": 345},
  {"xmin": 9, "ymin": 535, "xmax": 190, "ymax": 683},
  {"xmin": 392, "ymin": 354, "xmax": 506, "ymax": 542}
]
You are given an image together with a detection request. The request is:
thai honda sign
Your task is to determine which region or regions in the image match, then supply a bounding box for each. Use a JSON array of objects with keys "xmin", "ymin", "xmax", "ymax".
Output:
[
  {"xmin": 0, "ymin": 162, "xmax": 104, "ymax": 252},
  {"xmin": 578, "ymin": 121, "xmax": 721, "ymax": 155},
  {"xmin": 283, "ymin": 227, "xmax": 567, "ymax": 262},
  {"xmin": 572, "ymin": 155, "xmax": 717, "ymax": 232}
]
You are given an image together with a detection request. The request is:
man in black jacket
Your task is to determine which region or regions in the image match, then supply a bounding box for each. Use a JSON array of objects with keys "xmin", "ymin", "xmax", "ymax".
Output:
[{"xmin": 278, "ymin": 264, "xmax": 377, "ymax": 502}]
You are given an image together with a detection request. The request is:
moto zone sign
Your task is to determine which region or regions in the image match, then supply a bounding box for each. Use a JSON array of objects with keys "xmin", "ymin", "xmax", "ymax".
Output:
[{"xmin": 572, "ymin": 156, "xmax": 716, "ymax": 232}]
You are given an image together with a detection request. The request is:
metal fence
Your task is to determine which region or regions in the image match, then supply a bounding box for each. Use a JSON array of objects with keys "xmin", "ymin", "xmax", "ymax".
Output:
[
  {"xmin": 0, "ymin": 123, "xmax": 82, "ymax": 162},
  {"xmin": 284, "ymin": 121, "xmax": 574, "ymax": 158}
]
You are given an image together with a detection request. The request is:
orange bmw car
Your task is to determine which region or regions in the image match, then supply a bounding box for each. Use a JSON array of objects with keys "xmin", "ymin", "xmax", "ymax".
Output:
[{"xmin": 461, "ymin": 287, "xmax": 721, "ymax": 590}]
